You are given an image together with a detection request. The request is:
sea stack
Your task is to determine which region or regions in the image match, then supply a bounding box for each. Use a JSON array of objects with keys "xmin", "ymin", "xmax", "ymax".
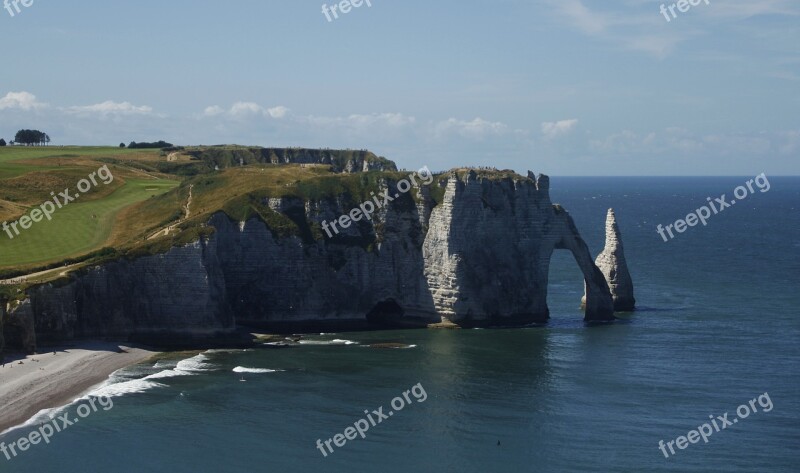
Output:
[{"xmin": 585, "ymin": 208, "xmax": 635, "ymax": 311}]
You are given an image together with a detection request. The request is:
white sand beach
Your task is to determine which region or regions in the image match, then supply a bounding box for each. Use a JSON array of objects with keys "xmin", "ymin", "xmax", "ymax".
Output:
[{"xmin": 0, "ymin": 342, "xmax": 154, "ymax": 433}]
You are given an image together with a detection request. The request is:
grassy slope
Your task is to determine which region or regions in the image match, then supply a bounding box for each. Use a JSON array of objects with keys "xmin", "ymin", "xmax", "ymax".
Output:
[
  {"xmin": 0, "ymin": 147, "xmax": 178, "ymax": 271},
  {"xmin": 0, "ymin": 178, "xmax": 177, "ymax": 266},
  {"xmin": 0, "ymin": 146, "xmax": 157, "ymax": 162}
]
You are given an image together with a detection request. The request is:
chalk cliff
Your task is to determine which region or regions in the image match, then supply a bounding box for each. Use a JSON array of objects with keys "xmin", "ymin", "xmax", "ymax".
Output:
[
  {"xmin": 188, "ymin": 147, "xmax": 397, "ymax": 173},
  {"xmin": 421, "ymin": 171, "xmax": 614, "ymax": 325},
  {"xmin": 11, "ymin": 243, "xmax": 233, "ymax": 347},
  {"xmin": 583, "ymin": 208, "xmax": 635, "ymax": 311},
  {"xmin": 6, "ymin": 170, "xmax": 621, "ymax": 350}
]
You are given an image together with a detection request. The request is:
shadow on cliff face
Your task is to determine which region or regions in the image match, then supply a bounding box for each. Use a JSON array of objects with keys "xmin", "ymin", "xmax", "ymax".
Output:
[
  {"xmin": 213, "ymin": 180, "xmax": 439, "ymax": 332},
  {"xmin": 365, "ymin": 299, "xmax": 405, "ymax": 326},
  {"xmin": 2, "ymin": 308, "xmax": 36, "ymax": 355}
]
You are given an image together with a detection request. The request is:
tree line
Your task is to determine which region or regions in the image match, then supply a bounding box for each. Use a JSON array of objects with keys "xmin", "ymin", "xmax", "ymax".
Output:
[
  {"xmin": 0, "ymin": 129, "xmax": 51, "ymax": 146},
  {"xmin": 13, "ymin": 129, "xmax": 51, "ymax": 146},
  {"xmin": 125, "ymin": 140, "xmax": 174, "ymax": 149},
  {"xmin": 0, "ymin": 135, "xmax": 178, "ymax": 148}
]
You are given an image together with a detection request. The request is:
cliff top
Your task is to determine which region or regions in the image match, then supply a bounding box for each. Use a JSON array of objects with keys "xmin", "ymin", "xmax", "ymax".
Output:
[{"xmin": 0, "ymin": 145, "xmax": 538, "ymax": 287}]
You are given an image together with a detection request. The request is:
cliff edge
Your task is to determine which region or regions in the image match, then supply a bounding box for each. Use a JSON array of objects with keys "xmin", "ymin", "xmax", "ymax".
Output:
[{"xmin": 5, "ymin": 167, "xmax": 625, "ymax": 349}]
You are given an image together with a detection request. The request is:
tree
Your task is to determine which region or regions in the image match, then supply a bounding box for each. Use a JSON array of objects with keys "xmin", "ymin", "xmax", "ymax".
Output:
[
  {"xmin": 119, "ymin": 142, "xmax": 126, "ymax": 148},
  {"xmin": 14, "ymin": 129, "xmax": 49, "ymax": 146},
  {"xmin": 0, "ymin": 139, "xmax": 6, "ymax": 147},
  {"xmin": 128, "ymin": 140, "xmax": 173, "ymax": 149}
]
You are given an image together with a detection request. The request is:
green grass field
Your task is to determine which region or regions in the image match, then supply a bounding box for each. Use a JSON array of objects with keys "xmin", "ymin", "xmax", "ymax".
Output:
[
  {"xmin": 0, "ymin": 146, "xmax": 159, "ymax": 178},
  {"xmin": 0, "ymin": 178, "xmax": 178, "ymax": 267},
  {"xmin": 0, "ymin": 146, "xmax": 156, "ymax": 162}
]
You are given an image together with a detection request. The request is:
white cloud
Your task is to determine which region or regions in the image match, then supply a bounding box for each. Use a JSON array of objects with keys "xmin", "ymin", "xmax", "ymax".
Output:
[
  {"xmin": 203, "ymin": 105, "xmax": 225, "ymax": 117},
  {"xmin": 776, "ymin": 130, "xmax": 800, "ymax": 154},
  {"xmin": 434, "ymin": 117, "xmax": 509, "ymax": 139},
  {"xmin": 66, "ymin": 100, "xmax": 153, "ymax": 116},
  {"xmin": 626, "ymin": 35, "xmax": 685, "ymax": 57},
  {"xmin": 229, "ymin": 102, "xmax": 263, "ymax": 116},
  {"xmin": 306, "ymin": 113, "xmax": 416, "ymax": 131},
  {"xmin": 550, "ymin": 0, "xmax": 611, "ymax": 36},
  {"xmin": 548, "ymin": 0, "xmax": 800, "ymax": 58},
  {"xmin": 0, "ymin": 91, "xmax": 48, "ymax": 111},
  {"xmin": 545, "ymin": 0, "xmax": 687, "ymax": 57},
  {"xmin": 267, "ymin": 106, "xmax": 289, "ymax": 119},
  {"xmin": 541, "ymin": 119, "xmax": 578, "ymax": 138},
  {"xmin": 203, "ymin": 102, "xmax": 290, "ymax": 119},
  {"xmin": 348, "ymin": 113, "xmax": 415, "ymax": 128}
]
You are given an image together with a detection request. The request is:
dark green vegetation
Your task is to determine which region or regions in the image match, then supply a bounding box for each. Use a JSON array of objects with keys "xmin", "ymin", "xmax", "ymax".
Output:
[
  {"xmin": 128, "ymin": 140, "xmax": 174, "ymax": 149},
  {"xmin": 13, "ymin": 129, "xmax": 50, "ymax": 146}
]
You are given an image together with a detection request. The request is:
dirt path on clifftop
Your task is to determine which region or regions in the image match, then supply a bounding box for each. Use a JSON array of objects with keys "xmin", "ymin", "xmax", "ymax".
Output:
[
  {"xmin": 146, "ymin": 184, "xmax": 193, "ymax": 240},
  {"xmin": 0, "ymin": 185, "xmax": 194, "ymax": 285},
  {"xmin": 0, "ymin": 262, "xmax": 85, "ymax": 286}
]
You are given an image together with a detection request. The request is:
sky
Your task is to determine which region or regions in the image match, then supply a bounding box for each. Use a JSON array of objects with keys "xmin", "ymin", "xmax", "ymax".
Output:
[{"xmin": 0, "ymin": 0, "xmax": 798, "ymax": 175}]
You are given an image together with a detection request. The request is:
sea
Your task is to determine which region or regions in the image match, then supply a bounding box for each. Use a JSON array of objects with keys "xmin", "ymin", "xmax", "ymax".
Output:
[{"xmin": 2, "ymin": 176, "xmax": 798, "ymax": 472}]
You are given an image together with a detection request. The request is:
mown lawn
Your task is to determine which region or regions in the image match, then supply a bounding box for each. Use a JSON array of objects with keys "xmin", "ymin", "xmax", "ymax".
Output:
[{"xmin": 0, "ymin": 178, "xmax": 178, "ymax": 268}]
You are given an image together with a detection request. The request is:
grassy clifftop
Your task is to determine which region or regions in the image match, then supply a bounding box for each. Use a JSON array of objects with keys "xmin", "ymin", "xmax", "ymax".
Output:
[
  {"xmin": 0, "ymin": 145, "xmax": 525, "ymax": 287},
  {"xmin": 0, "ymin": 146, "xmax": 401, "ymax": 277}
]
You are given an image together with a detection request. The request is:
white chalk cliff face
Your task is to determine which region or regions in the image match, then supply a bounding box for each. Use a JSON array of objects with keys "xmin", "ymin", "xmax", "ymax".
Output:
[
  {"xmin": 584, "ymin": 209, "xmax": 635, "ymax": 311},
  {"xmin": 6, "ymin": 170, "xmax": 623, "ymax": 349},
  {"xmin": 422, "ymin": 171, "xmax": 614, "ymax": 325}
]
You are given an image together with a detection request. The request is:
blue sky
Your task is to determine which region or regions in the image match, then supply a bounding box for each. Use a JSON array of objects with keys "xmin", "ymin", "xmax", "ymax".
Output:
[{"xmin": 0, "ymin": 0, "xmax": 798, "ymax": 175}]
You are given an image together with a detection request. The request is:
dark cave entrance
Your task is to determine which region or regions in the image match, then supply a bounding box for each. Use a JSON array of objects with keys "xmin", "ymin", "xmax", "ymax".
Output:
[
  {"xmin": 2, "ymin": 316, "xmax": 36, "ymax": 354},
  {"xmin": 366, "ymin": 299, "xmax": 404, "ymax": 326}
]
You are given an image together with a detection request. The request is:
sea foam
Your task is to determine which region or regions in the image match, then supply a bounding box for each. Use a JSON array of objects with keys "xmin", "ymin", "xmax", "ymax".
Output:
[{"xmin": 232, "ymin": 366, "xmax": 280, "ymax": 374}]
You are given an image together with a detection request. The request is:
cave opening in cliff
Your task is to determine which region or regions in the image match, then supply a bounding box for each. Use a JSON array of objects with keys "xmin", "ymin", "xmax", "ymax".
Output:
[
  {"xmin": 366, "ymin": 299, "xmax": 404, "ymax": 326},
  {"xmin": 2, "ymin": 318, "xmax": 34, "ymax": 354}
]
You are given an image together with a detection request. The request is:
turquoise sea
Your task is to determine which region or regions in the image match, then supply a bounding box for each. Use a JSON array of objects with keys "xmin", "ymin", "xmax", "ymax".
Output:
[{"xmin": 2, "ymin": 177, "xmax": 799, "ymax": 472}]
